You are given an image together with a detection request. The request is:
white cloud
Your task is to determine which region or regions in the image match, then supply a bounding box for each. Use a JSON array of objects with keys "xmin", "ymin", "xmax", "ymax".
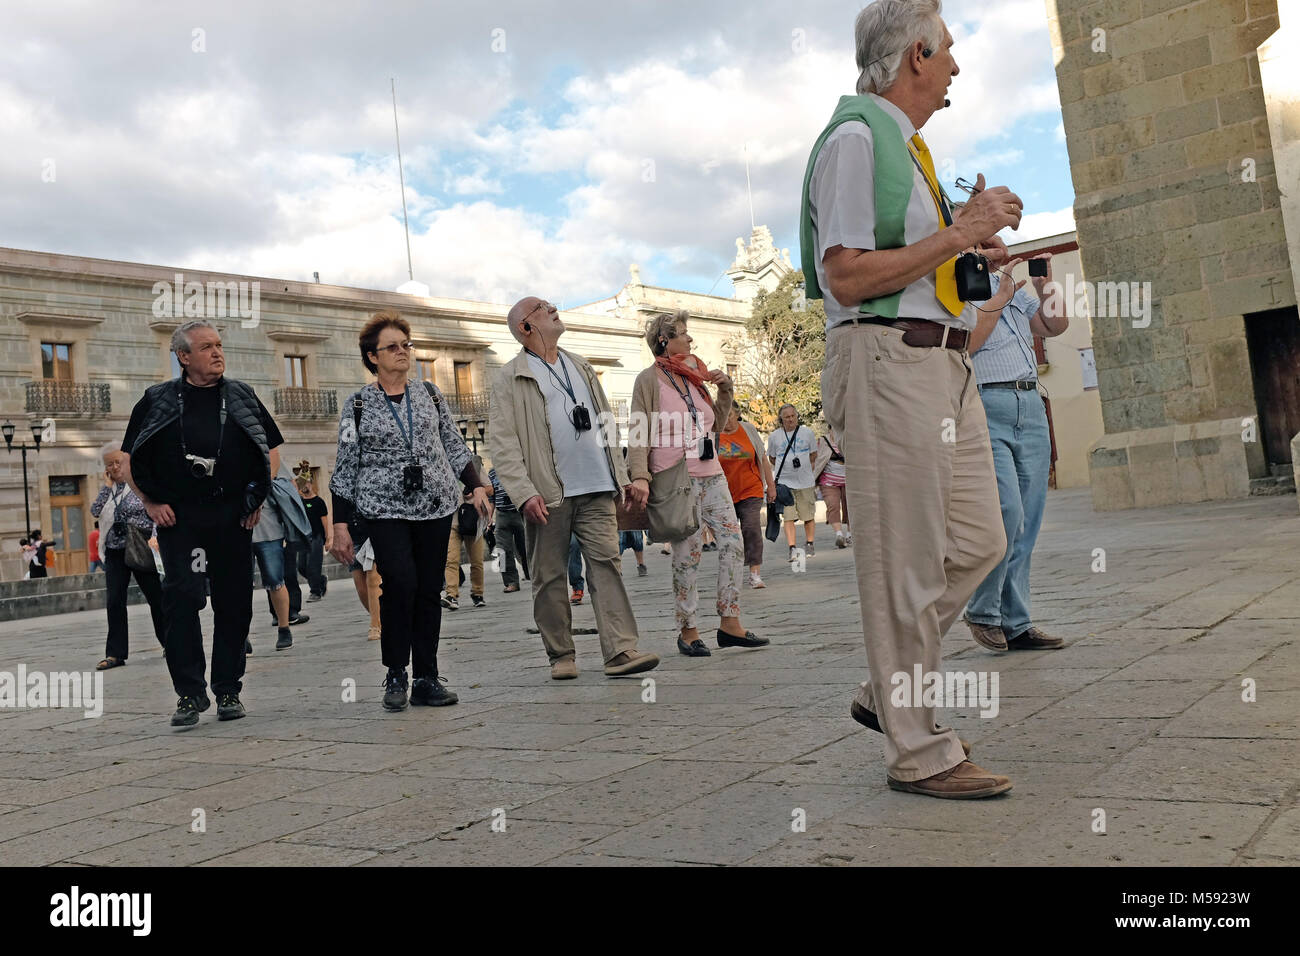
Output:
[
  {"xmin": 2, "ymin": 0, "xmax": 1074, "ymax": 302},
  {"xmin": 1000, "ymin": 204, "xmax": 1076, "ymax": 245}
]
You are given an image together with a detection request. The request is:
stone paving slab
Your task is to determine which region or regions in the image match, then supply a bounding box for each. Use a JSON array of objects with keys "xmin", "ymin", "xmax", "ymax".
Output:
[{"xmin": 1, "ymin": 488, "xmax": 1298, "ymax": 865}]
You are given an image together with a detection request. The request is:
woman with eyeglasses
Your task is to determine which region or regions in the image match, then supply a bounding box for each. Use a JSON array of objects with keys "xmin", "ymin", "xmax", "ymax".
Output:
[
  {"xmin": 627, "ymin": 310, "xmax": 769, "ymax": 658},
  {"xmin": 329, "ymin": 310, "xmax": 493, "ymax": 711}
]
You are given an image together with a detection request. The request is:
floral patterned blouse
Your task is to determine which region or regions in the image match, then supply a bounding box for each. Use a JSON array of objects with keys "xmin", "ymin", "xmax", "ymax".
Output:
[
  {"xmin": 90, "ymin": 482, "xmax": 154, "ymax": 550},
  {"xmin": 330, "ymin": 380, "xmax": 473, "ymax": 523}
]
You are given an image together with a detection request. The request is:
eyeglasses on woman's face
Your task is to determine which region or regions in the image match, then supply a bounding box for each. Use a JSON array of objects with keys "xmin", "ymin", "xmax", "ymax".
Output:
[{"xmin": 375, "ymin": 340, "xmax": 414, "ymax": 355}]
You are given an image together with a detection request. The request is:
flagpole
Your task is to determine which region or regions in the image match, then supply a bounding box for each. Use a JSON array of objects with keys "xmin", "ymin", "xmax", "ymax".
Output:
[{"xmin": 391, "ymin": 77, "xmax": 414, "ymax": 282}]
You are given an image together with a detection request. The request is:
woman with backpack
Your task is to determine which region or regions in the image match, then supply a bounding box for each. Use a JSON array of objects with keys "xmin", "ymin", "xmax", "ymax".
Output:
[{"xmin": 329, "ymin": 311, "xmax": 492, "ymax": 711}]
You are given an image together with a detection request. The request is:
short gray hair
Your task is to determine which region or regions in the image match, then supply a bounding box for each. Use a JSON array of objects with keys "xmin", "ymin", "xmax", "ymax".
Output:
[
  {"xmin": 99, "ymin": 439, "xmax": 122, "ymax": 461},
  {"xmin": 854, "ymin": 0, "xmax": 945, "ymax": 96},
  {"xmin": 171, "ymin": 320, "xmax": 217, "ymax": 356}
]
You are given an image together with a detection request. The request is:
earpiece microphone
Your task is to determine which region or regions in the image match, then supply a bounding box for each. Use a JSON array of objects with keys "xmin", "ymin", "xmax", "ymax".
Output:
[
  {"xmin": 522, "ymin": 321, "xmax": 532, "ymax": 333},
  {"xmin": 944, "ymin": 98, "xmax": 951, "ymax": 107},
  {"xmin": 922, "ymin": 48, "xmax": 932, "ymax": 57}
]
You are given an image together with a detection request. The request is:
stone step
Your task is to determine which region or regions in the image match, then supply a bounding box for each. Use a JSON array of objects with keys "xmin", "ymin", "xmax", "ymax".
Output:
[
  {"xmin": 1249, "ymin": 475, "xmax": 1296, "ymax": 497},
  {"xmin": 0, "ymin": 562, "xmax": 352, "ymax": 622}
]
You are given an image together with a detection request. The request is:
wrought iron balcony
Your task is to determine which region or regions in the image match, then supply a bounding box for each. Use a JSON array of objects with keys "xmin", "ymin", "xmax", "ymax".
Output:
[
  {"xmin": 273, "ymin": 387, "xmax": 339, "ymax": 419},
  {"xmin": 25, "ymin": 381, "xmax": 111, "ymax": 416},
  {"xmin": 446, "ymin": 391, "xmax": 490, "ymax": 419}
]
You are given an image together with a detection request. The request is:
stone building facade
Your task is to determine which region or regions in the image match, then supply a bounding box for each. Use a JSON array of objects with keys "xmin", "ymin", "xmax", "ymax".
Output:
[
  {"xmin": 1045, "ymin": 0, "xmax": 1296, "ymax": 509},
  {"xmin": 0, "ymin": 230, "xmax": 787, "ymax": 580}
]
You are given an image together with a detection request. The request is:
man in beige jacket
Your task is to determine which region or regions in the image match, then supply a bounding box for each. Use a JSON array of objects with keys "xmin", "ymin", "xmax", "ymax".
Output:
[{"xmin": 488, "ymin": 296, "xmax": 660, "ymax": 680}]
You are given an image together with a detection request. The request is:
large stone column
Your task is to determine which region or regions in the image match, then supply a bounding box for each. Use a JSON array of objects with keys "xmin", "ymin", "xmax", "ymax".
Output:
[{"xmin": 1045, "ymin": 0, "xmax": 1292, "ymax": 509}]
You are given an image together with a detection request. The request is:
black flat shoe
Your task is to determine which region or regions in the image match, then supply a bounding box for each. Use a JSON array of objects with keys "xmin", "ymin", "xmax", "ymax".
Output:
[
  {"xmin": 677, "ymin": 637, "xmax": 711, "ymax": 657},
  {"xmin": 717, "ymin": 629, "xmax": 769, "ymax": 649}
]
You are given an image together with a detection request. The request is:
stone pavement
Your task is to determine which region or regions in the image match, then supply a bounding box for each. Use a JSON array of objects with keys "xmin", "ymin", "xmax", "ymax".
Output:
[{"xmin": 0, "ymin": 488, "xmax": 1296, "ymax": 866}]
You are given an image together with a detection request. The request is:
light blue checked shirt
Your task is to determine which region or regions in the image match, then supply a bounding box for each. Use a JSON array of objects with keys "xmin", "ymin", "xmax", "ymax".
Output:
[{"xmin": 970, "ymin": 273, "xmax": 1042, "ymax": 385}]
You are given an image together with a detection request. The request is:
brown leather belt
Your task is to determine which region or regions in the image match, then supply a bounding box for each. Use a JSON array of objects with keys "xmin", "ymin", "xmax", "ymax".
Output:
[{"xmin": 837, "ymin": 316, "xmax": 969, "ymax": 352}]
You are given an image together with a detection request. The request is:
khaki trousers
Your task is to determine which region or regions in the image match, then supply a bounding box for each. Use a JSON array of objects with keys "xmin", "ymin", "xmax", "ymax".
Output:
[
  {"xmin": 444, "ymin": 525, "xmax": 485, "ymax": 599},
  {"xmin": 525, "ymin": 492, "xmax": 640, "ymax": 664},
  {"xmin": 822, "ymin": 323, "xmax": 1007, "ymax": 782}
]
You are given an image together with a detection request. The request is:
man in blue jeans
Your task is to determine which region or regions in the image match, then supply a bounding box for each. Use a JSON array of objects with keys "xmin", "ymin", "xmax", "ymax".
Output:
[{"xmin": 963, "ymin": 251, "xmax": 1069, "ymax": 652}]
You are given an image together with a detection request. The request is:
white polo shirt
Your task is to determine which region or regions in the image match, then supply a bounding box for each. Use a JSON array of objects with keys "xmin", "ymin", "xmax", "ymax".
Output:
[{"xmin": 808, "ymin": 93, "xmax": 975, "ymax": 333}]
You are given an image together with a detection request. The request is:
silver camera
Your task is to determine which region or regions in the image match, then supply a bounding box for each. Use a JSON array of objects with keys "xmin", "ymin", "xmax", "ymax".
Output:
[{"xmin": 186, "ymin": 454, "xmax": 217, "ymax": 478}]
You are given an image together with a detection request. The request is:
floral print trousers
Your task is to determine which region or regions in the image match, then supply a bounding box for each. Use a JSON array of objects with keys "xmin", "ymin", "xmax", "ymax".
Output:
[{"xmin": 671, "ymin": 474, "xmax": 744, "ymax": 630}]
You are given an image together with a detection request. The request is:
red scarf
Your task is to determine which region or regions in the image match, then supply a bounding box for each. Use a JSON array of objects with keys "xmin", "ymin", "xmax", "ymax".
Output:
[{"xmin": 655, "ymin": 353, "xmax": 713, "ymax": 395}]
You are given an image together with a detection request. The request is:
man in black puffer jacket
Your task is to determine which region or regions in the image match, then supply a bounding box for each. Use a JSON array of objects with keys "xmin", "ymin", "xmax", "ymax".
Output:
[{"xmin": 122, "ymin": 319, "xmax": 285, "ymax": 728}]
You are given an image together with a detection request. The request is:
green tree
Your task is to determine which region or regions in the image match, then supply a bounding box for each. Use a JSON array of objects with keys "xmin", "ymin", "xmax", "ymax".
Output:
[{"xmin": 725, "ymin": 270, "xmax": 826, "ymax": 433}]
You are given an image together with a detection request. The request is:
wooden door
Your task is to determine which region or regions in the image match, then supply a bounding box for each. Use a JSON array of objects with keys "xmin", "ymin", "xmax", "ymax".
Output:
[
  {"xmin": 1245, "ymin": 307, "xmax": 1300, "ymax": 466},
  {"xmin": 48, "ymin": 475, "xmax": 88, "ymax": 575}
]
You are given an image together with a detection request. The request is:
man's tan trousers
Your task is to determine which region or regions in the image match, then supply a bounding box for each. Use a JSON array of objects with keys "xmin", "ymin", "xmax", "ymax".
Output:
[
  {"xmin": 822, "ymin": 323, "xmax": 1007, "ymax": 781},
  {"xmin": 525, "ymin": 492, "xmax": 640, "ymax": 664}
]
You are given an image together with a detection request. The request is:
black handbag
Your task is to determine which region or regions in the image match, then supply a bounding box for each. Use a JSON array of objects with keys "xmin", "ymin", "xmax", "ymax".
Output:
[
  {"xmin": 457, "ymin": 502, "xmax": 479, "ymax": 537},
  {"xmin": 124, "ymin": 524, "xmax": 155, "ymax": 573},
  {"xmin": 764, "ymin": 504, "xmax": 783, "ymax": 542}
]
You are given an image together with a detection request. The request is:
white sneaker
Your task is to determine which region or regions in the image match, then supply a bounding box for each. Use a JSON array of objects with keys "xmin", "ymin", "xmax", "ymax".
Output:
[{"xmin": 749, "ymin": 572, "xmax": 766, "ymax": 589}]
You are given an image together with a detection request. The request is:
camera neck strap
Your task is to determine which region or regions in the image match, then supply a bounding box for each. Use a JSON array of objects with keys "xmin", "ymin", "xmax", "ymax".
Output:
[
  {"xmin": 382, "ymin": 383, "xmax": 417, "ymax": 461},
  {"xmin": 526, "ymin": 349, "xmax": 580, "ymax": 406},
  {"xmin": 663, "ymin": 370, "xmax": 703, "ymax": 438},
  {"xmin": 775, "ymin": 427, "xmax": 798, "ymax": 480},
  {"xmin": 176, "ymin": 378, "xmax": 227, "ymax": 466}
]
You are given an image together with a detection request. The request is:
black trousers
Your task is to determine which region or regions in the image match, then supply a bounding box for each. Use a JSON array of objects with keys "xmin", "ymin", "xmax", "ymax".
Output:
[
  {"xmin": 157, "ymin": 501, "xmax": 253, "ymax": 698},
  {"xmin": 495, "ymin": 508, "xmax": 529, "ymax": 587},
  {"xmin": 103, "ymin": 546, "xmax": 166, "ymax": 661},
  {"xmin": 303, "ymin": 531, "xmax": 327, "ymax": 596},
  {"xmin": 367, "ymin": 514, "xmax": 452, "ymax": 680}
]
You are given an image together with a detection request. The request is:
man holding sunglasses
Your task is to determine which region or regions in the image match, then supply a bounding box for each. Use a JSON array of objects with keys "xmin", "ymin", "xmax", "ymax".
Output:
[{"xmin": 488, "ymin": 296, "xmax": 659, "ymax": 681}]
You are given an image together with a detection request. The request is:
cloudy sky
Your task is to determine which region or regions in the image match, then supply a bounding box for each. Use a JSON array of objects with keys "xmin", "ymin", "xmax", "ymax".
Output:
[{"xmin": 3, "ymin": 0, "xmax": 1075, "ymax": 307}]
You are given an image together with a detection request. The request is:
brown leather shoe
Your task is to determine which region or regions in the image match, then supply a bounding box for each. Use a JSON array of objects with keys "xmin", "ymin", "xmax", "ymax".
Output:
[
  {"xmin": 963, "ymin": 615, "xmax": 1008, "ymax": 651},
  {"xmin": 1007, "ymin": 626, "xmax": 1065, "ymax": 650},
  {"xmin": 851, "ymin": 701, "xmax": 971, "ymax": 757},
  {"xmin": 550, "ymin": 658, "xmax": 579, "ymax": 680},
  {"xmin": 603, "ymin": 650, "xmax": 659, "ymax": 677},
  {"xmin": 887, "ymin": 760, "xmax": 1013, "ymax": 799}
]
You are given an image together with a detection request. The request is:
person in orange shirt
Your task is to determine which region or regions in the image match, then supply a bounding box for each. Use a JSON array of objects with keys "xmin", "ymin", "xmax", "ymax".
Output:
[{"xmin": 717, "ymin": 407, "xmax": 776, "ymax": 588}]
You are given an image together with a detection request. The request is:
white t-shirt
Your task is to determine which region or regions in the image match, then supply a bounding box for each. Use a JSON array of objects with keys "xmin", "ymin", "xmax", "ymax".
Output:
[
  {"xmin": 808, "ymin": 93, "xmax": 975, "ymax": 333},
  {"xmin": 767, "ymin": 425, "xmax": 817, "ymax": 490},
  {"xmin": 526, "ymin": 352, "xmax": 616, "ymax": 499}
]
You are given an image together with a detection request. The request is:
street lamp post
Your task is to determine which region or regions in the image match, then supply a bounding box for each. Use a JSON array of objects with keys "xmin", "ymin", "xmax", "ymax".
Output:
[
  {"xmin": 2, "ymin": 419, "xmax": 45, "ymax": 538},
  {"xmin": 457, "ymin": 418, "xmax": 487, "ymax": 455}
]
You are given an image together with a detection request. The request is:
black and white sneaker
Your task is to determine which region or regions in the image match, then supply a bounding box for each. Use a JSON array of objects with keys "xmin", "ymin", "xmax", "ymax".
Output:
[
  {"xmin": 410, "ymin": 675, "xmax": 459, "ymax": 707},
  {"xmin": 306, "ymin": 592, "xmax": 322, "ymax": 603},
  {"xmin": 170, "ymin": 694, "xmax": 210, "ymax": 727},
  {"xmin": 288, "ymin": 612, "xmax": 310, "ymax": 626},
  {"xmin": 471, "ymin": 595, "xmax": 486, "ymax": 608},
  {"xmin": 382, "ymin": 668, "xmax": 409, "ymax": 711},
  {"xmin": 805, "ymin": 541, "xmax": 815, "ymax": 557},
  {"xmin": 275, "ymin": 627, "xmax": 293, "ymax": 651},
  {"xmin": 216, "ymin": 693, "xmax": 246, "ymax": 721}
]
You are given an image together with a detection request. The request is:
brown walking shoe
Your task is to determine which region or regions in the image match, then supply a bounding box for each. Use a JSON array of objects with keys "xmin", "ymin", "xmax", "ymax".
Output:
[
  {"xmin": 963, "ymin": 615, "xmax": 1008, "ymax": 652},
  {"xmin": 1007, "ymin": 626, "xmax": 1065, "ymax": 650},
  {"xmin": 887, "ymin": 760, "xmax": 1013, "ymax": 799},
  {"xmin": 603, "ymin": 650, "xmax": 659, "ymax": 677},
  {"xmin": 550, "ymin": 658, "xmax": 579, "ymax": 680},
  {"xmin": 851, "ymin": 701, "xmax": 971, "ymax": 757}
]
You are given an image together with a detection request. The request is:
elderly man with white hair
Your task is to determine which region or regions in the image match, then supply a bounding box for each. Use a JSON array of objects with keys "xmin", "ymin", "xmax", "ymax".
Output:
[
  {"xmin": 801, "ymin": 0, "xmax": 1025, "ymax": 798},
  {"xmin": 488, "ymin": 296, "xmax": 659, "ymax": 680},
  {"xmin": 90, "ymin": 439, "xmax": 166, "ymax": 670}
]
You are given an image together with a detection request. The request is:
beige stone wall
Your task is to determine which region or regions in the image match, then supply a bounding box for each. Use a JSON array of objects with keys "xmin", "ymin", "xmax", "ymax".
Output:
[{"xmin": 1046, "ymin": 0, "xmax": 1292, "ymax": 507}]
